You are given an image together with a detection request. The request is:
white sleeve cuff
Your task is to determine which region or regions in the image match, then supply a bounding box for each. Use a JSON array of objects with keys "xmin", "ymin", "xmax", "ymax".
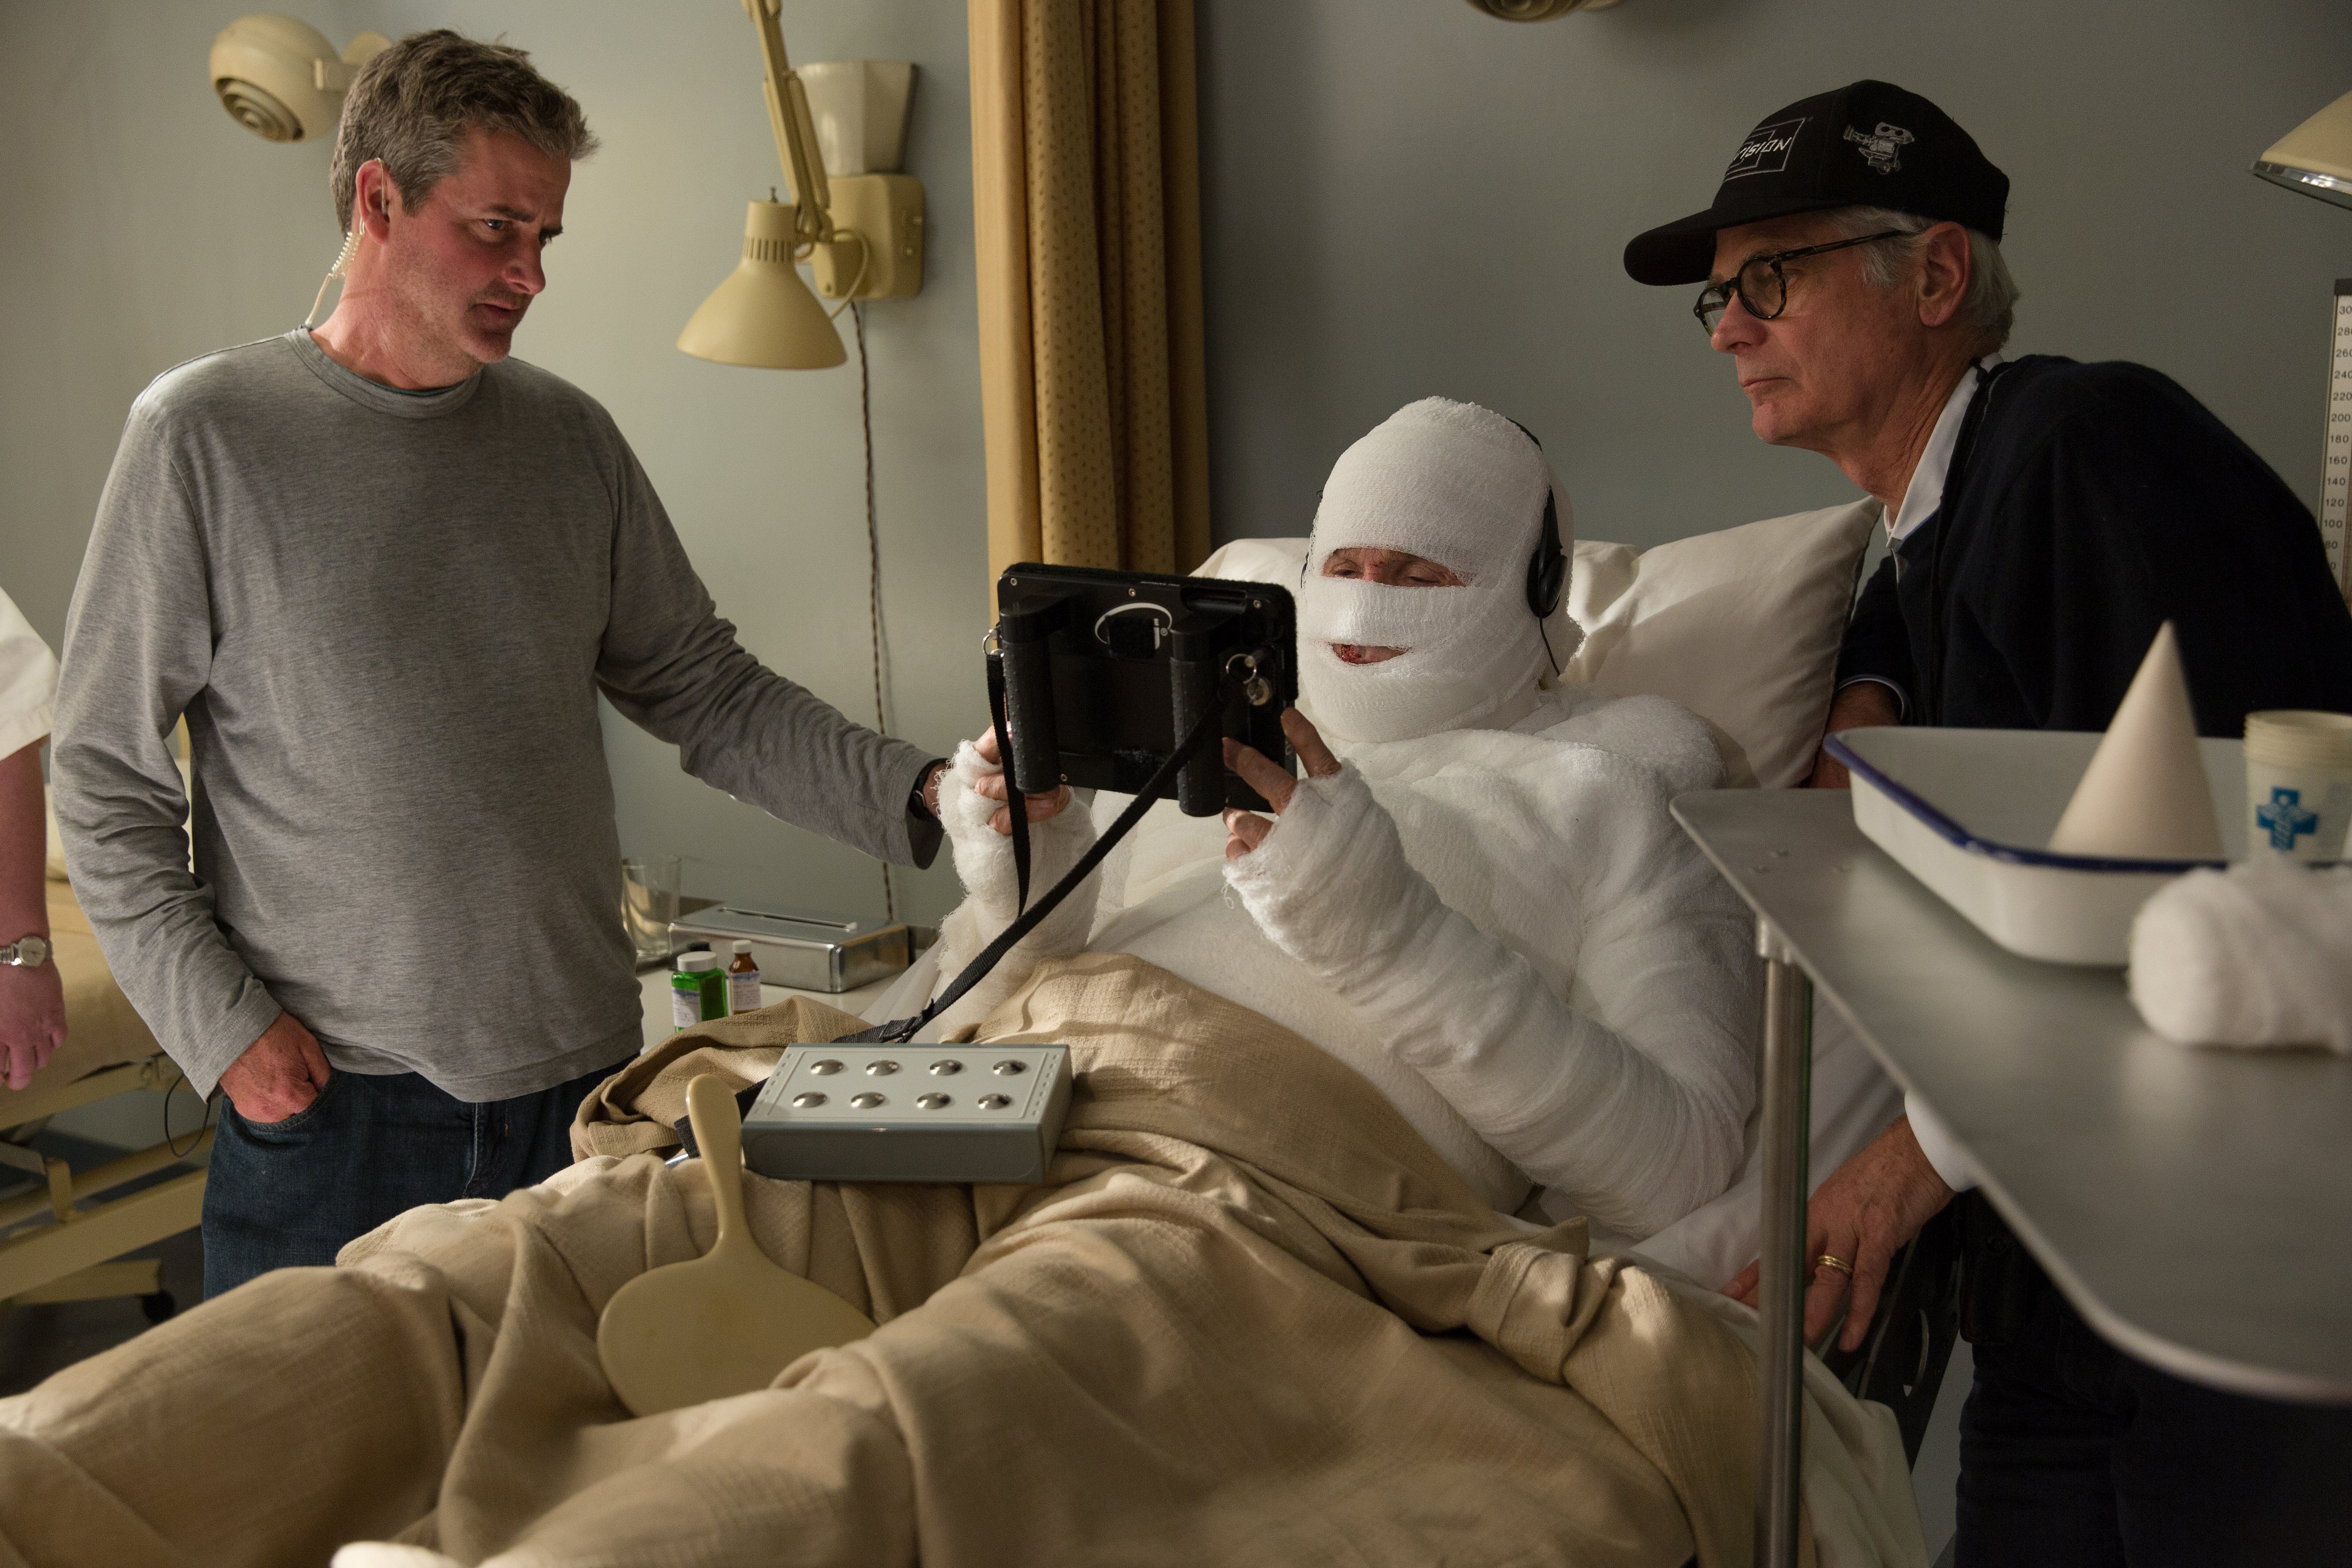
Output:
[
  {"xmin": 1904, "ymin": 1091, "xmax": 1976, "ymax": 1192},
  {"xmin": 1833, "ymin": 675, "xmax": 1907, "ymax": 722}
]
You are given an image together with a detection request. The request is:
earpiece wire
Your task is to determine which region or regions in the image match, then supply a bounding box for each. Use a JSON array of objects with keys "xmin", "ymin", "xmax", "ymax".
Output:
[{"xmin": 302, "ymin": 227, "xmax": 363, "ymax": 332}]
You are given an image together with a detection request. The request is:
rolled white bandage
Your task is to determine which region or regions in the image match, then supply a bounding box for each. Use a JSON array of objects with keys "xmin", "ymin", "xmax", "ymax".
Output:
[{"xmin": 2128, "ymin": 855, "xmax": 2352, "ymax": 1053}]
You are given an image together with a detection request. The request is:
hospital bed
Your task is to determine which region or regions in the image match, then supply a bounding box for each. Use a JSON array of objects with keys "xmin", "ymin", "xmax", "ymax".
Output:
[
  {"xmin": 0, "ymin": 791, "xmax": 208, "ymax": 1325},
  {"xmin": 0, "ymin": 499, "xmax": 1949, "ymax": 1565}
]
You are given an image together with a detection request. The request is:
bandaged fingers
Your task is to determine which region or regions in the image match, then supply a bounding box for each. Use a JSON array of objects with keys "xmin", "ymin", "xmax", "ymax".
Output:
[
  {"xmin": 1223, "ymin": 709, "xmax": 1338, "ymax": 815},
  {"xmin": 1221, "ymin": 807, "xmax": 1268, "ymax": 860},
  {"xmin": 961, "ymin": 728, "xmax": 1070, "ymax": 835},
  {"xmin": 1222, "ymin": 710, "xmax": 1336, "ymax": 860},
  {"xmin": 966, "ymin": 771, "xmax": 1072, "ymax": 833}
]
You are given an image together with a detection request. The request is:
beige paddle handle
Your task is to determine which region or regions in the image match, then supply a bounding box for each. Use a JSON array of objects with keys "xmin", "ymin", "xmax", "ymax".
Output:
[{"xmin": 686, "ymin": 1075, "xmax": 753, "ymax": 1257}]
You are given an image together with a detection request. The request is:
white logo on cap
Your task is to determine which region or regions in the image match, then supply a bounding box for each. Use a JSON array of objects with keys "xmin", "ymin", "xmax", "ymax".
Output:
[
  {"xmin": 1844, "ymin": 122, "xmax": 1915, "ymax": 174},
  {"xmin": 1724, "ymin": 117, "xmax": 1807, "ymax": 181}
]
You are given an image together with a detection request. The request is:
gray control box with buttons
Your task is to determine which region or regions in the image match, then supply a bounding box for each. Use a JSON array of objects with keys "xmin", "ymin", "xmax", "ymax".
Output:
[{"xmin": 741, "ymin": 1045, "xmax": 1074, "ymax": 1184}]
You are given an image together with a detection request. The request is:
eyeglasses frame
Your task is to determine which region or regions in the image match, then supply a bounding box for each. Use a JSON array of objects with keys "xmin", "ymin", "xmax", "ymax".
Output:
[{"xmin": 1693, "ymin": 229, "xmax": 1911, "ymax": 332}]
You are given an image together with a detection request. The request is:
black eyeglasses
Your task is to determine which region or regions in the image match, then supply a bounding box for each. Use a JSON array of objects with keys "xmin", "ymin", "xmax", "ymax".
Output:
[{"xmin": 1693, "ymin": 230, "xmax": 1908, "ymax": 332}]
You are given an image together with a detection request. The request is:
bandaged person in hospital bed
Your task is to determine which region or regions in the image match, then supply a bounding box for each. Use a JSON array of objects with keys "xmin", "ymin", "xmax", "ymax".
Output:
[
  {"xmin": 918, "ymin": 396, "xmax": 1761, "ymax": 1247},
  {"xmin": 0, "ymin": 401, "xmax": 1928, "ymax": 1568}
]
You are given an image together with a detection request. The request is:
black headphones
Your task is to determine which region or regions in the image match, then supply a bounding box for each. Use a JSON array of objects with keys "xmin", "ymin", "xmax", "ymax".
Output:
[{"xmin": 1505, "ymin": 418, "xmax": 1568, "ymax": 621}]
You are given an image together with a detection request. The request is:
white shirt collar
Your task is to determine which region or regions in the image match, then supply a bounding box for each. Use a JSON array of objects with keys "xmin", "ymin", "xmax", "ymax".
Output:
[{"xmin": 1887, "ymin": 355, "xmax": 2004, "ymax": 544}]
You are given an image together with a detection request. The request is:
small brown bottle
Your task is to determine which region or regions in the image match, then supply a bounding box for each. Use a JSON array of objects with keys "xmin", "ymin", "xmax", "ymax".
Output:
[{"xmin": 726, "ymin": 939, "xmax": 761, "ymax": 1015}]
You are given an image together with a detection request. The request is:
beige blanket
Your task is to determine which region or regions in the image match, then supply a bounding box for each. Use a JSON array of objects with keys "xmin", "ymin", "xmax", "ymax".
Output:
[{"xmin": 0, "ymin": 954, "xmax": 1920, "ymax": 1568}]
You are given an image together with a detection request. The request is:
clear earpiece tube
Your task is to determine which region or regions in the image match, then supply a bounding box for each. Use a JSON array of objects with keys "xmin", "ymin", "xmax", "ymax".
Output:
[{"xmin": 302, "ymin": 228, "xmax": 361, "ymax": 330}]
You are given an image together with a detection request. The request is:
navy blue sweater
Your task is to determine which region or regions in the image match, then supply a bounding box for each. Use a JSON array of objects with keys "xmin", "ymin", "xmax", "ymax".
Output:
[{"xmin": 1835, "ymin": 355, "xmax": 2352, "ymax": 734}]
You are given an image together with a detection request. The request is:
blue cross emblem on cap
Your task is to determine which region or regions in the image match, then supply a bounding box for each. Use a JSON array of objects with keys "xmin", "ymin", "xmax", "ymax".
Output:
[{"xmin": 2257, "ymin": 787, "xmax": 2320, "ymax": 850}]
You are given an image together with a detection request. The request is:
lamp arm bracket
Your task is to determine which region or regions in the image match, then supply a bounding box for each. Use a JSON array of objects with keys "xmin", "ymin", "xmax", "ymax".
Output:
[{"xmin": 742, "ymin": 0, "xmax": 832, "ymax": 238}]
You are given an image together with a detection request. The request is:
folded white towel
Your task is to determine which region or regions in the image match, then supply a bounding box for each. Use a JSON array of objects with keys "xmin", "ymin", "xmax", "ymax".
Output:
[{"xmin": 2128, "ymin": 855, "xmax": 2352, "ymax": 1053}]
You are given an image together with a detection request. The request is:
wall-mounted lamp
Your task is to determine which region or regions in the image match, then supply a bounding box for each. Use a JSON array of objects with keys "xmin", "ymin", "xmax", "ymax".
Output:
[
  {"xmin": 2253, "ymin": 89, "xmax": 2352, "ymax": 211},
  {"xmin": 679, "ymin": 0, "xmax": 925, "ymax": 371},
  {"xmin": 209, "ymin": 14, "xmax": 389, "ymax": 142},
  {"xmin": 1460, "ymin": 0, "xmax": 1624, "ymax": 20}
]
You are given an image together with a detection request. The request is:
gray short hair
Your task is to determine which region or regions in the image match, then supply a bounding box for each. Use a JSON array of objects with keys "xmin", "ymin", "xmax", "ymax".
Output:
[
  {"xmin": 1825, "ymin": 206, "xmax": 2020, "ymax": 354},
  {"xmin": 330, "ymin": 30, "xmax": 597, "ymax": 232}
]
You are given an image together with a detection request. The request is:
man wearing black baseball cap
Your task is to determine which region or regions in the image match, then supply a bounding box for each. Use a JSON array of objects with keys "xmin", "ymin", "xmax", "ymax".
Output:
[{"xmin": 1632, "ymin": 79, "xmax": 2352, "ymax": 1567}]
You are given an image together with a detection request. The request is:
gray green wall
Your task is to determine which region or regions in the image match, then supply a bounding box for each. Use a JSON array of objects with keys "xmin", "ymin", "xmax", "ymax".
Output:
[
  {"xmin": 5, "ymin": 0, "xmax": 2348, "ymax": 939},
  {"xmin": 1197, "ymin": 0, "xmax": 2352, "ymax": 549}
]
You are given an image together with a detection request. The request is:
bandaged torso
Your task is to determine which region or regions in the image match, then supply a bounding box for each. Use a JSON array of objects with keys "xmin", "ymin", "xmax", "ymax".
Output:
[{"xmin": 928, "ymin": 686, "xmax": 1760, "ymax": 1234}]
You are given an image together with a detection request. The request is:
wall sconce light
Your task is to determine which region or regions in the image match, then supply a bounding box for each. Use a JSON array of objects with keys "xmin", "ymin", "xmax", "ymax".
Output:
[
  {"xmin": 209, "ymin": 14, "xmax": 389, "ymax": 143},
  {"xmin": 679, "ymin": 0, "xmax": 925, "ymax": 371},
  {"xmin": 1460, "ymin": 0, "xmax": 1625, "ymax": 20},
  {"xmin": 2253, "ymin": 89, "xmax": 2352, "ymax": 211}
]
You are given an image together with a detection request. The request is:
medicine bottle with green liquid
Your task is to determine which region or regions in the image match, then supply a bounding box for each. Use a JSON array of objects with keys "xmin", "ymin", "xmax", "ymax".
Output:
[{"xmin": 671, "ymin": 950, "xmax": 726, "ymax": 1030}]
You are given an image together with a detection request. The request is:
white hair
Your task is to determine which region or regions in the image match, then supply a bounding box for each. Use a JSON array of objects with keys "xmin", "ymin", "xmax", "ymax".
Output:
[{"xmin": 1825, "ymin": 206, "xmax": 2020, "ymax": 354}]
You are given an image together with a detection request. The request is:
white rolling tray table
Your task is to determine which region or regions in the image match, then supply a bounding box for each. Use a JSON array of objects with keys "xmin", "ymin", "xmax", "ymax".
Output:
[{"xmin": 1672, "ymin": 790, "xmax": 2352, "ymax": 1568}]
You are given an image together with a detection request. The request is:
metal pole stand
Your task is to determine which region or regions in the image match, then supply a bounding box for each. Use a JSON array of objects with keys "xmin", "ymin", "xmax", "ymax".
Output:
[{"xmin": 1756, "ymin": 918, "xmax": 1813, "ymax": 1568}]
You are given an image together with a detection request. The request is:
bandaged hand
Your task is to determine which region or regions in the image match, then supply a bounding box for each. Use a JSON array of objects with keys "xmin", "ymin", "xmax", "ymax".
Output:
[
  {"xmin": 932, "ymin": 734, "xmax": 1099, "ymax": 1026},
  {"xmin": 964, "ymin": 728, "xmax": 1072, "ymax": 835},
  {"xmin": 1221, "ymin": 708, "xmax": 1343, "ymax": 860},
  {"xmin": 1220, "ymin": 709, "xmax": 1435, "ymax": 988}
]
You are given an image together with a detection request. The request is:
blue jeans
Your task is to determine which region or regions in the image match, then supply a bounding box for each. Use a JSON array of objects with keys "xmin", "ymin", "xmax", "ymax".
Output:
[
  {"xmin": 201, "ymin": 1053, "xmax": 632, "ymax": 1300},
  {"xmin": 1958, "ymin": 1275, "xmax": 2352, "ymax": 1567}
]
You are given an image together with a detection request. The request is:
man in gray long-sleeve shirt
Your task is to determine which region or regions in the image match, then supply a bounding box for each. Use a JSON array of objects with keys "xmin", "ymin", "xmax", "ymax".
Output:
[{"xmin": 53, "ymin": 32, "xmax": 962, "ymax": 1297}]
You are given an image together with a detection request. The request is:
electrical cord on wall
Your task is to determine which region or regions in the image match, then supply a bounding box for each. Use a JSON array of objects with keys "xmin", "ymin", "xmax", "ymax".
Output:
[{"xmin": 852, "ymin": 300, "xmax": 897, "ymax": 927}]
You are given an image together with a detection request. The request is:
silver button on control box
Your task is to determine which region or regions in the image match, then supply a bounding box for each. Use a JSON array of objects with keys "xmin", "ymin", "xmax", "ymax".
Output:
[{"xmin": 743, "ymin": 1044, "xmax": 1073, "ymax": 1184}]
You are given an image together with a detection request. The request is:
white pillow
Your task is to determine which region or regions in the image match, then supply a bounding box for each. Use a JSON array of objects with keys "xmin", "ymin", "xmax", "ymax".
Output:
[{"xmin": 1194, "ymin": 500, "xmax": 1879, "ymax": 788}]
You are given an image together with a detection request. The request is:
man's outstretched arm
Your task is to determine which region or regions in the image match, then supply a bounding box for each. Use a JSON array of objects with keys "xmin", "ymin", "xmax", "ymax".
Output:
[{"xmin": 593, "ymin": 438, "xmax": 942, "ymax": 868}]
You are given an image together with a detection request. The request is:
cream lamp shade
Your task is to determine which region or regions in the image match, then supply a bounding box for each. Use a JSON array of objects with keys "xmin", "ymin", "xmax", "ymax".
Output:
[
  {"xmin": 1461, "ymin": 0, "xmax": 1625, "ymax": 17},
  {"xmin": 2253, "ymin": 90, "xmax": 2352, "ymax": 210},
  {"xmin": 678, "ymin": 199, "xmax": 846, "ymax": 369}
]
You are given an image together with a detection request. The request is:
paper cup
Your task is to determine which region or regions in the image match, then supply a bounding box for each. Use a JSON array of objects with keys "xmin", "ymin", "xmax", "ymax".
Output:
[{"xmin": 2244, "ymin": 711, "xmax": 2352, "ymax": 861}]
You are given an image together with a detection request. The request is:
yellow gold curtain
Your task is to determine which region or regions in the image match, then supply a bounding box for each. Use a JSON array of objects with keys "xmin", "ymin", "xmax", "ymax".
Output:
[{"xmin": 969, "ymin": 0, "xmax": 1210, "ymax": 583}]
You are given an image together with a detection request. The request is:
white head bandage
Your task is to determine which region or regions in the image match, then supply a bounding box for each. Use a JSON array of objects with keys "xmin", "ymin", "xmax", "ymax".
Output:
[{"xmin": 1295, "ymin": 397, "xmax": 1581, "ymax": 743}]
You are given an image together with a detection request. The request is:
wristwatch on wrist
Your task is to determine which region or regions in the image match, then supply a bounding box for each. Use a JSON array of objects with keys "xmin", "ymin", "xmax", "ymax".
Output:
[
  {"xmin": 1, "ymin": 935, "xmax": 51, "ymax": 969},
  {"xmin": 910, "ymin": 761, "xmax": 947, "ymax": 824}
]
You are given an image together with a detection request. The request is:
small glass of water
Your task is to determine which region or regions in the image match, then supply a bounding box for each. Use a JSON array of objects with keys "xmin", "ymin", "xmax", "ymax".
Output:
[{"xmin": 621, "ymin": 855, "xmax": 682, "ymax": 967}]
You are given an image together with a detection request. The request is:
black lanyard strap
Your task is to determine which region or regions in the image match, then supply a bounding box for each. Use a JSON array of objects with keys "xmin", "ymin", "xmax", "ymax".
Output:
[
  {"xmin": 984, "ymin": 647, "xmax": 1031, "ymax": 914},
  {"xmin": 848, "ymin": 659, "xmax": 1252, "ymax": 1045}
]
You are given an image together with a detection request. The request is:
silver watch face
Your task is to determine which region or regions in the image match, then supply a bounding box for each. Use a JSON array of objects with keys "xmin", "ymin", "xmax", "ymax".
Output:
[{"xmin": 6, "ymin": 935, "xmax": 48, "ymax": 968}]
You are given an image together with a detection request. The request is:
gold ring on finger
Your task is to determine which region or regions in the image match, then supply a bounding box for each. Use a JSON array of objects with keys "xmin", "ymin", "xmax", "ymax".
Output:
[{"xmin": 1815, "ymin": 1254, "xmax": 1854, "ymax": 1278}]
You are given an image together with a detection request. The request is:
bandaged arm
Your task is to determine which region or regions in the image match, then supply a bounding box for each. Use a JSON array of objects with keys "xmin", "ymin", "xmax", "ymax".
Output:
[
  {"xmin": 929, "ymin": 741, "xmax": 1102, "ymax": 1032},
  {"xmin": 1226, "ymin": 764, "xmax": 1753, "ymax": 1237}
]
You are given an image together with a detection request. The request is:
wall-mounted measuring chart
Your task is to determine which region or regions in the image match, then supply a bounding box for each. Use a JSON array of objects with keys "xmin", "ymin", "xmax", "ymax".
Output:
[{"xmin": 2325, "ymin": 279, "xmax": 2352, "ymax": 602}]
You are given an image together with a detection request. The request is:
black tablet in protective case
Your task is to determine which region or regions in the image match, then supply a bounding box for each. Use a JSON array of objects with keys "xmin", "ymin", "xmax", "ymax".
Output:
[{"xmin": 993, "ymin": 563, "xmax": 1297, "ymax": 816}]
